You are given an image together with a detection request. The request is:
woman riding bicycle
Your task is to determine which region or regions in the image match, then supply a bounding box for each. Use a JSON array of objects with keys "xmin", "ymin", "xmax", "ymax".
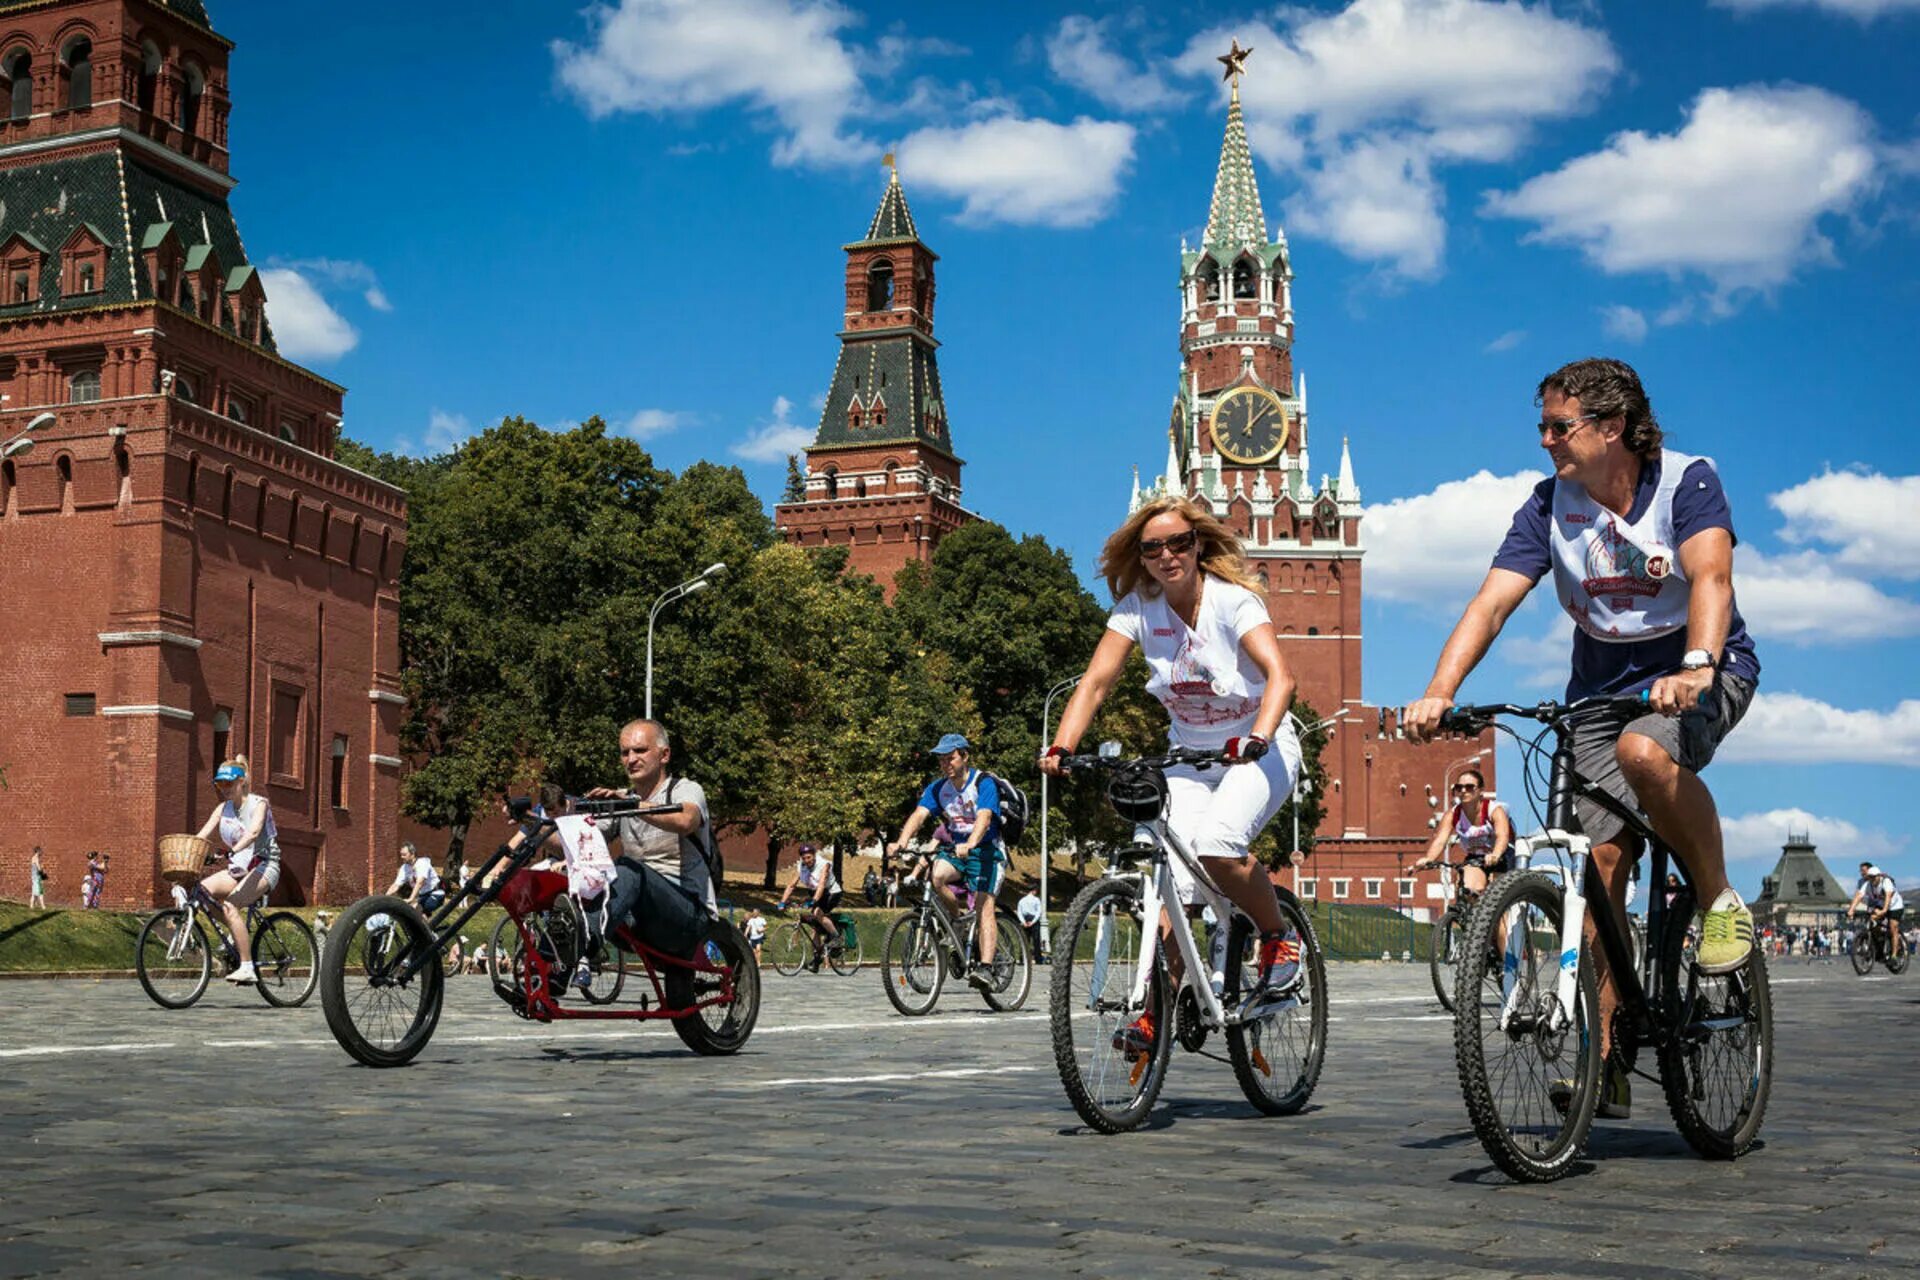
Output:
[
  {"xmin": 1408, "ymin": 769, "xmax": 1510, "ymax": 897},
  {"xmin": 190, "ymin": 755, "xmax": 280, "ymax": 986},
  {"xmin": 1040, "ymin": 495, "xmax": 1304, "ymax": 1054}
]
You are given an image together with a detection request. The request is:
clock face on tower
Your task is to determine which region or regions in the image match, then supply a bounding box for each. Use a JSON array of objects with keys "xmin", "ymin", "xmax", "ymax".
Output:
[{"xmin": 1209, "ymin": 385, "xmax": 1290, "ymax": 465}]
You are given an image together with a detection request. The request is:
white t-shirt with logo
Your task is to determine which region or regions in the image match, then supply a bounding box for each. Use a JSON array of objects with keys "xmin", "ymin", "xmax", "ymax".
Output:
[{"xmin": 1106, "ymin": 576, "xmax": 1271, "ymax": 749}]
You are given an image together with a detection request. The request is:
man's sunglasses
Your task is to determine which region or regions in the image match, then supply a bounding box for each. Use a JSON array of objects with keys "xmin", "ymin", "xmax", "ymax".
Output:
[
  {"xmin": 1139, "ymin": 530, "xmax": 1199, "ymax": 559},
  {"xmin": 1537, "ymin": 413, "xmax": 1601, "ymax": 441}
]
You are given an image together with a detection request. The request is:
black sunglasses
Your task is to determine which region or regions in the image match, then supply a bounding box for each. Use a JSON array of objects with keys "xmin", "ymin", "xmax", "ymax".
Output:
[
  {"xmin": 1452, "ymin": 783, "xmax": 1479, "ymax": 792},
  {"xmin": 1139, "ymin": 530, "xmax": 1199, "ymax": 558},
  {"xmin": 1536, "ymin": 413, "xmax": 1600, "ymax": 441}
]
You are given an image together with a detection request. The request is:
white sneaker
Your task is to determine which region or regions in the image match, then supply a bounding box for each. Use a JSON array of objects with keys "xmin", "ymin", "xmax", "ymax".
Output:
[{"xmin": 225, "ymin": 962, "xmax": 258, "ymax": 985}]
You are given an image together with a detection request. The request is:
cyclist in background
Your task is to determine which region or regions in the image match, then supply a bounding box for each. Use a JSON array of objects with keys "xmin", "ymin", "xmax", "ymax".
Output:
[
  {"xmin": 889, "ymin": 734, "xmax": 1007, "ymax": 991},
  {"xmin": 778, "ymin": 844, "xmax": 843, "ymax": 972},
  {"xmin": 1404, "ymin": 357, "xmax": 1762, "ymax": 1121},
  {"xmin": 191, "ymin": 756, "xmax": 281, "ymax": 986},
  {"xmin": 386, "ymin": 841, "xmax": 445, "ymax": 915},
  {"xmin": 1407, "ymin": 769, "xmax": 1510, "ymax": 897},
  {"xmin": 1040, "ymin": 494, "xmax": 1305, "ymax": 1058},
  {"xmin": 1848, "ymin": 862, "xmax": 1906, "ymax": 961}
]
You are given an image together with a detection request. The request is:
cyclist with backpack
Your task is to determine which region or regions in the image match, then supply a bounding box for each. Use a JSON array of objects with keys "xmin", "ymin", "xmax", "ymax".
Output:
[
  {"xmin": 1407, "ymin": 769, "xmax": 1511, "ymax": 896},
  {"xmin": 888, "ymin": 733, "xmax": 1010, "ymax": 992},
  {"xmin": 584, "ymin": 718, "xmax": 721, "ymax": 958}
]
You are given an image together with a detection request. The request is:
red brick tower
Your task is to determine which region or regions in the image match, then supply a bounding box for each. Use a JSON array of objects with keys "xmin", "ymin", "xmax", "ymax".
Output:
[
  {"xmin": 0, "ymin": 0, "xmax": 406, "ymax": 907},
  {"xmin": 774, "ymin": 163, "xmax": 974, "ymax": 593},
  {"xmin": 1135, "ymin": 51, "xmax": 1494, "ymax": 910}
]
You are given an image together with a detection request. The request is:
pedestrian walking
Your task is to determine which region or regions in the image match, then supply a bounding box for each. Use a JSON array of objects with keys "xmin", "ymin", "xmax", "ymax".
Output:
[
  {"xmin": 81, "ymin": 851, "xmax": 102, "ymax": 909},
  {"xmin": 744, "ymin": 908, "xmax": 766, "ymax": 961},
  {"xmin": 29, "ymin": 845, "xmax": 47, "ymax": 908},
  {"xmin": 1015, "ymin": 888, "xmax": 1046, "ymax": 964}
]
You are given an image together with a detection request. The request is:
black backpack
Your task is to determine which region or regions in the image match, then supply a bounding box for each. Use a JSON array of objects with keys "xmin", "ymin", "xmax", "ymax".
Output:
[
  {"xmin": 666, "ymin": 778, "xmax": 726, "ymax": 890},
  {"xmin": 984, "ymin": 771, "xmax": 1030, "ymax": 848}
]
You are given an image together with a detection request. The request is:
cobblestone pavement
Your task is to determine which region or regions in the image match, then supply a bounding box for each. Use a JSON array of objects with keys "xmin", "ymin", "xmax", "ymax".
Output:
[{"xmin": 1, "ymin": 956, "xmax": 1914, "ymax": 1278}]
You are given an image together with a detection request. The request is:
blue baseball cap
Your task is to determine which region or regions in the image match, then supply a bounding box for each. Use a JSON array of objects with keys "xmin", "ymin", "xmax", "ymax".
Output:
[
  {"xmin": 213, "ymin": 762, "xmax": 246, "ymax": 783},
  {"xmin": 930, "ymin": 733, "xmax": 970, "ymax": 755}
]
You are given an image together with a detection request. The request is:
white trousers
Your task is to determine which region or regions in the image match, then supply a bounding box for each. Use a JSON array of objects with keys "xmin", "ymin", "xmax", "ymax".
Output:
[{"xmin": 1163, "ymin": 727, "xmax": 1302, "ymax": 905}]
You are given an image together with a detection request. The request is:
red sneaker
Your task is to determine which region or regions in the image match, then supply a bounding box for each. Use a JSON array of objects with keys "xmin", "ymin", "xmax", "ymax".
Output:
[
  {"xmin": 1257, "ymin": 932, "xmax": 1302, "ymax": 992},
  {"xmin": 1112, "ymin": 1011, "xmax": 1156, "ymax": 1057}
]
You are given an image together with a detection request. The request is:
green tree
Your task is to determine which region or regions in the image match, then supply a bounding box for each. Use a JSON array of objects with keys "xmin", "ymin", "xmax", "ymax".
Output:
[
  {"xmin": 1251, "ymin": 697, "xmax": 1332, "ymax": 869},
  {"xmin": 781, "ymin": 454, "xmax": 807, "ymax": 503}
]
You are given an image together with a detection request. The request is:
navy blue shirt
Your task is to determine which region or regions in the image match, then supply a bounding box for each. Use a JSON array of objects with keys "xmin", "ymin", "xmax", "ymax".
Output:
[{"xmin": 1492, "ymin": 457, "xmax": 1761, "ymax": 699}]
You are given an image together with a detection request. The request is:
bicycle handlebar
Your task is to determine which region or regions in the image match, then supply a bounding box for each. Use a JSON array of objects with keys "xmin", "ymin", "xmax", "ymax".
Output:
[
  {"xmin": 1057, "ymin": 745, "xmax": 1233, "ymax": 774},
  {"xmin": 1438, "ymin": 690, "xmax": 1651, "ymax": 735}
]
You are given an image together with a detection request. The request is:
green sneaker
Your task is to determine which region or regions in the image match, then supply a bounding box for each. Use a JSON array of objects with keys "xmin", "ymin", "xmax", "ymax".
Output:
[
  {"xmin": 1596, "ymin": 1061, "xmax": 1631, "ymax": 1121},
  {"xmin": 1695, "ymin": 891, "xmax": 1755, "ymax": 975}
]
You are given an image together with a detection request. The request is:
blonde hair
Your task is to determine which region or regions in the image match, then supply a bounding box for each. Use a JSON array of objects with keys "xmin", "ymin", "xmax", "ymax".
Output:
[{"xmin": 1099, "ymin": 495, "xmax": 1261, "ymax": 601}]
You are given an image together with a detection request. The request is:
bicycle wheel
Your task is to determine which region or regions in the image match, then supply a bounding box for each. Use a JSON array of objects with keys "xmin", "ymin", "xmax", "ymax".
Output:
[
  {"xmin": 983, "ymin": 915, "xmax": 1032, "ymax": 1012},
  {"xmin": 1453, "ymin": 869, "xmax": 1601, "ymax": 1183},
  {"xmin": 1429, "ymin": 908, "xmax": 1460, "ymax": 1012},
  {"xmin": 1224, "ymin": 886, "xmax": 1328, "ymax": 1116},
  {"xmin": 880, "ymin": 912, "xmax": 944, "ymax": 1015},
  {"xmin": 666, "ymin": 924, "xmax": 760, "ymax": 1055},
  {"xmin": 489, "ymin": 914, "xmax": 521, "ymax": 992},
  {"xmin": 579, "ymin": 939, "xmax": 628, "ymax": 1005},
  {"xmin": 136, "ymin": 909, "xmax": 212, "ymax": 1009},
  {"xmin": 829, "ymin": 918, "xmax": 863, "ymax": 977},
  {"xmin": 1887, "ymin": 940, "xmax": 1911, "ymax": 975},
  {"xmin": 1850, "ymin": 928, "xmax": 1874, "ymax": 975},
  {"xmin": 1048, "ymin": 877, "xmax": 1173, "ymax": 1134},
  {"xmin": 1656, "ymin": 893, "xmax": 1773, "ymax": 1160},
  {"xmin": 252, "ymin": 911, "xmax": 318, "ymax": 1008},
  {"xmin": 319, "ymin": 896, "xmax": 445, "ymax": 1068},
  {"xmin": 769, "ymin": 922, "xmax": 811, "ymax": 977}
]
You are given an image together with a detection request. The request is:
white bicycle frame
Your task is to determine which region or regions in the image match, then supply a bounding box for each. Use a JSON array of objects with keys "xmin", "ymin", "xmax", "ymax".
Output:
[
  {"xmin": 1497, "ymin": 828, "xmax": 1590, "ymax": 1034},
  {"xmin": 1113, "ymin": 819, "xmax": 1255, "ymax": 1032}
]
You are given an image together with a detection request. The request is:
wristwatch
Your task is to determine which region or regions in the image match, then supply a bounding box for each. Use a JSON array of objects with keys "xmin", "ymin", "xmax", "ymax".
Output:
[{"xmin": 1681, "ymin": 648, "xmax": 1716, "ymax": 671}]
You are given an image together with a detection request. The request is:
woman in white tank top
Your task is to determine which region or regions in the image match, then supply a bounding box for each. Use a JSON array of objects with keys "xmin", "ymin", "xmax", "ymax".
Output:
[{"xmin": 192, "ymin": 755, "xmax": 281, "ymax": 986}]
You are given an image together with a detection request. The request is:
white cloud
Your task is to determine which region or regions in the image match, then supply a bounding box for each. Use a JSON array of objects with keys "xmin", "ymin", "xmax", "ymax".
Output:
[
  {"xmin": 1282, "ymin": 134, "xmax": 1445, "ymax": 278},
  {"xmin": 1364, "ymin": 468, "xmax": 1547, "ymax": 606},
  {"xmin": 1173, "ymin": 1, "xmax": 1618, "ymax": 276},
  {"xmin": 1769, "ymin": 468, "xmax": 1920, "ymax": 579},
  {"xmin": 621, "ymin": 409, "xmax": 688, "ymax": 439},
  {"xmin": 731, "ymin": 395, "xmax": 814, "ymax": 463},
  {"xmin": 1718, "ymin": 692, "xmax": 1920, "ymax": 767},
  {"xmin": 260, "ymin": 268, "xmax": 359, "ymax": 362},
  {"xmin": 1720, "ymin": 808, "xmax": 1906, "ymax": 869},
  {"xmin": 1045, "ymin": 16, "xmax": 1184, "ymax": 113},
  {"xmin": 897, "ymin": 114, "xmax": 1136, "ymax": 227},
  {"xmin": 553, "ymin": 0, "xmax": 876, "ymax": 168},
  {"xmin": 425, "ymin": 409, "xmax": 476, "ymax": 454},
  {"xmin": 1485, "ymin": 85, "xmax": 1882, "ymax": 298},
  {"xmin": 1598, "ymin": 304, "xmax": 1648, "ymax": 344},
  {"xmin": 1713, "ymin": 0, "xmax": 1920, "ymax": 17},
  {"xmin": 1734, "ymin": 546, "xmax": 1920, "ymax": 643},
  {"xmin": 273, "ymin": 257, "xmax": 392, "ymax": 313},
  {"xmin": 1483, "ymin": 329, "xmax": 1526, "ymax": 354}
]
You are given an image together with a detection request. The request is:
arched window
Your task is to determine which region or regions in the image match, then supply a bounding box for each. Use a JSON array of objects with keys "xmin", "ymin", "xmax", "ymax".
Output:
[
  {"xmin": 1232, "ymin": 259, "xmax": 1255, "ymax": 299},
  {"xmin": 1, "ymin": 457, "xmax": 13, "ymax": 515},
  {"xmin": 57, "ymin": 454, "xmax": 73, "ymax": 512},
  {"xmin": 823, "ymin": 466, "xmax": 839, "ymax": 499},
  {"xmin": 884, "ymin": 460, "xmax": 898, "ymax": 492},
  {"xmin": 137, "ymin": 42, "xmax": 159, "ymax": 114},
  {"xmin": 180, "ymin": 62, "xmax": 204, "ymax": 136},
  {"xmin": 854, "ymin": 477, "xmax": 867, "ymax": 498},
  {"xmin": 866, "ymin": 259, "xmax": 894, "ymax": 312},
  {"xmin": 67, "ymin": 369, "xmax": 100, "ymax": 403},
  {"xmin": 115, "ymin": 443, "xmax": 132, "ymax": 507},
  {"xmin": 184, "ymin": 454, "xmax": 198, "ymax": 509},
  {"xmin": 5, "ymin": 51, "xmax": 31, "ymax": 122},
  {"xmin": 173, "ymin": 373, "xmax": 197, "ymax": 404},
  {"xmin": 63, "ymin": 37, "xmax": 91, "ymax": 111}
]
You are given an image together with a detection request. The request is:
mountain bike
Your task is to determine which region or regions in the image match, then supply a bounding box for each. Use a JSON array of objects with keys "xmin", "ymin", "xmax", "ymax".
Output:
[
  {"xmin": 1848, "ymin": 910, "xmax": 1910, "ymax": 976},
  {"xmin": 1425, "ymin": 862, "xmax": 1487, "ymax": 1013},
  {"xmin": 1440, "ymin": 697, "xmax": 1773, "ymax": 1182},
  {"xmin": 879, "ymin": 856, "xmax": 1030, "ymax": 1014},
  {"xmin": 136, "ymin": 876, "xmax": 317, "ymax": 1009},
  {"xmin": 768, "ymin": 904, "xmax": 864, "ymax": 977},
  {"xmin": 318, "ymin": 796, "xmax": 758, "ymax": 1067},
  {"xmin": 1047, "ymin": 744, "xmax": 1327, "ymax": 1134}
]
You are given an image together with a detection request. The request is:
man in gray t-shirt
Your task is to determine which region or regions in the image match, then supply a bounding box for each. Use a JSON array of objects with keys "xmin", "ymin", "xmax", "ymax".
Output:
[{"xmin": 588, "ymin": 718, "xmax": 718, "ymax": 952}]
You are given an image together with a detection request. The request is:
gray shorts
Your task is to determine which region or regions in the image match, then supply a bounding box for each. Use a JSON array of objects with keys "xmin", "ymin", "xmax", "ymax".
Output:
[{"xmin": 1569, "ymin": 672, "xmax": 1755, "ymax": 846}]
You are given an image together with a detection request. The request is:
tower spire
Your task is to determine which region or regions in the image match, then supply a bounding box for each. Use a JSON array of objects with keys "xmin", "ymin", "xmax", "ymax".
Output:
[
  {"xmin": 1204, "ymin": 43, "xmax": 1266, "ymax": 251},
  {"xmin": 863, "ymin": 155, "xmax": 918, "ymax": 242}
]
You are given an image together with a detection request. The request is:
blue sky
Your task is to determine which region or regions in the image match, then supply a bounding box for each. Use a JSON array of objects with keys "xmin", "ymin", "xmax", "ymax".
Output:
[{"xmin": 222, "ymin": 1, "xmax": 1918, "ymax": 890}]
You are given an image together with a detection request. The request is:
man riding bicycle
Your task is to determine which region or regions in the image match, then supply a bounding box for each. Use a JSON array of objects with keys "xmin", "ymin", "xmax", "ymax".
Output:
[
  {"xmin": 776, "ymin": 844, "xmax": 843, "ymax": 971},
  {"xmin": 888, "ymin": 733, "xmax": 1006, "ymax": 992},
  {"xmin": 585, "ymin": 718, "xmax": 718, "ymax": 957},
  {"xmin": 1848, "ymin": 863, "xmax": 1906, "ymax": 961},
  {"xmin": 1404, "ymin": 358, "xmax": 1762, "ymax": 1122},
  {"xmin": 1407, "ymin": 767, "xmax": 1510, "ymax": 898}
]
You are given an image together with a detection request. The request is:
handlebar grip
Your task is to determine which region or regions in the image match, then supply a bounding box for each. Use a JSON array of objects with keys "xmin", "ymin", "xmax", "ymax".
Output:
[{"xmin": 1437, "ymin": 707, "xmax": 1482, "ymax": 733}]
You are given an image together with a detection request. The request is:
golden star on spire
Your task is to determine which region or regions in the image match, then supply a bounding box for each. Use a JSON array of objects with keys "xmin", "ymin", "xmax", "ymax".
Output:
[{"xmin": 1218, "ymin": 38, "xmax": 1251, "ymax": 84}]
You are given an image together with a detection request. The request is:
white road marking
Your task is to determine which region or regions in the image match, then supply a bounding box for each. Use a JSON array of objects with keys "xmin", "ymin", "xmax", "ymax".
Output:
[
  {"xmin": 741, "ymin": 1065, "xmax": 1042, "ymax": 1089},
  {"xmin": 0, "ymin": 1040, "xmax": 175, "ymax": 1059}
]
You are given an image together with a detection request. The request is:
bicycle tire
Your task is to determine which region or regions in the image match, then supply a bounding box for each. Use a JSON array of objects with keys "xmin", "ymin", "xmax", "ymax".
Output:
[
  {"xmin": 666, "ymin": 924, "xmax": 760, "ymax": 1055},
  {"xmin": 1887, "ymin": 941, "xmax": 1911, "ymax": 975},
  {"xmin": 252, "ymin": 911, "xmax": 318, "ymax": 1008},
  {"xmin": 1225, "ymin": 886, "xmax": 1327, "ymax": 1116},
  {"xmin": 1048, "ymin": 877, "xmax": 1173, "ymax": 1134},
  {"xmin": 1429, "ymin": 908, "xmax": 1460, "ymax": 1012},
  {"xmin": 829, "ymin": 918, "xmax": 863, "ymax": 977},
  {"xmin": 1452, "ymin": 869, "xmax": 1601, "ymax": 1183},
  {"xmin": 880, "ymin": 912, "xmax": 943, "ymax": 1015},
  {"xmin": 579, "ymin": 940, "xmax": 628, "ymax": 1004},
  {"xmin": 983, "ymin": 915, "xmax": 1031, "ymax": 1012},
  {"xmin": 1656, "ymin": 887, "xmax": 1772, "ymax": 1161},
  {"xmin": 488, "ymin": 914, "xmax": 521, "ymax": 993},
  {"xmin": 136, "ymin": 909, "xmax": 212, "ymax": 1009},
  {"xmin": 769, "ymin": 921, "xmax": 811, "ymax": 977},
  {"xmin": 1850, "ymin": 929, "xmax": 1874, "ymax": 975},
  {"xmin": 319, "ymin": 895, "xmax": 445, "ymax": 1068}
]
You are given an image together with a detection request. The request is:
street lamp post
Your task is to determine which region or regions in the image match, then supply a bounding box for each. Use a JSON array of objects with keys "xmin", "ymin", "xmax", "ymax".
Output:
[
  {"xmin": 1, "ymin": 411, "xmax": 54, "ymax": 460},
  {"xmin": 644, "ymin": 562, "xmax": 726, "ymax": 720},
  {"xmin": 1038, "ymin": 673, "xmax": 1083, "ymax": 956}
]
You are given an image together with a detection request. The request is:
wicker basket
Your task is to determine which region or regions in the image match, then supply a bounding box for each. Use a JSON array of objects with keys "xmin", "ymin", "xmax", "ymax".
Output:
[{"xmin": 158, "ymin": 834, "xmax": 214, "ymax": 885}]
